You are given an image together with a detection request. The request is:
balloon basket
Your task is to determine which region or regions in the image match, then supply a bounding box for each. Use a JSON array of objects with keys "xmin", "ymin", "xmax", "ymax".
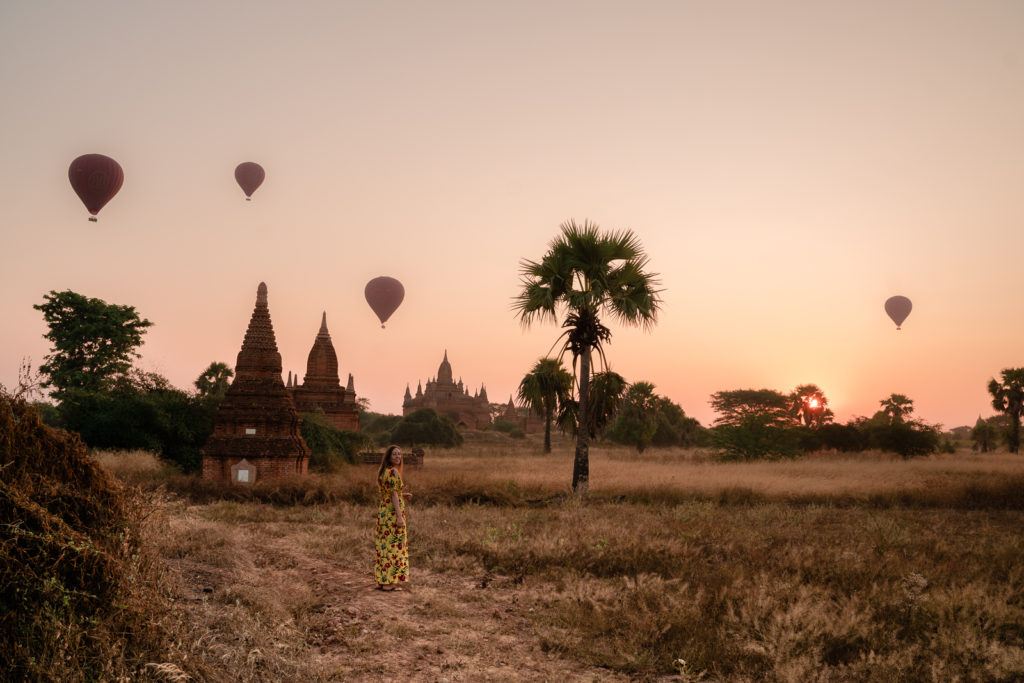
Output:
[
  {"xmin": 245, "ymin": 197, "xmax": 251, "ymax": 201},
  {"xmin": 88, "ymin": 216, "xmax": 98, "ymax": 222}
]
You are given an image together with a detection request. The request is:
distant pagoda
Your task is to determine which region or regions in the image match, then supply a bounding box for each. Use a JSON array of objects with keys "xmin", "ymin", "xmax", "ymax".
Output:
[
  {"xmin": 201, "ymin": 282, "xmax": 309, "ymax": 484},
  {"xmin": 287, "ymin": 312, "xmax": 360, "ymax": 431}
]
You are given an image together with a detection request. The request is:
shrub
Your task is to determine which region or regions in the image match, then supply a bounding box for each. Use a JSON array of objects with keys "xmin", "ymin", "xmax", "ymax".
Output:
[
  {"xmin": 300, "ymin": 412, "xmax": 372, "ymax": 470},
  {"xmin": 711, "ymin": 420, "xmax": 801, "ymax": 460},
  {"xmin": 509, "ymin": 428, "xmax": 526, "ymax": 439},
  {"xmin": 0, "ymin": 393, "xmax": 162, "ymax": 679},
  {"xmin": 56, "ymin": 386, "xmax": 215, "ymax": 472},
  {"xmin": 389, "ymin": 408, "xmax": 463, "ymax": 447},
  {"xmin": 493, "ymin": 419, "xmax": 518, "ymax": 434}
]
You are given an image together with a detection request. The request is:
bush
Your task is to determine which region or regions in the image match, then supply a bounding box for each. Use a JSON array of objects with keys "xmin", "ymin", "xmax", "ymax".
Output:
[
  {"xmin": 509, "ymin": 428, "xmax": 526, "ymax": 439},
  {"xmin": 389, "ymin": 408, "xmax": 463, "ymax": 447},
  {"xmin": 0, "ymin": 393, "xmax": 162, "ymax": 679},
  {"xmin": 867, "ymin": 421, "xmax": 940, "ymax": 457},
  {"xmin": 56, "ymin": 386, "xmax": 215, "ymax": 472},
  {"xmin": 492, "ymin": 419, "xmax": 518, "ymax": 434},
  {"xmin": 300, "ymin": 412, "xmax": 372, "ymax": 471},
  {"xmin": 711, "ymin": 420, "xmax": 801, "ymax": 460}
]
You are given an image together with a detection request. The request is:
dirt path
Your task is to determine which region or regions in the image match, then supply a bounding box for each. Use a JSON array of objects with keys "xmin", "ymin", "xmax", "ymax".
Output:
[{"xmin": 162, "ymin": 506, "xmax": 627, "ymax": 682}]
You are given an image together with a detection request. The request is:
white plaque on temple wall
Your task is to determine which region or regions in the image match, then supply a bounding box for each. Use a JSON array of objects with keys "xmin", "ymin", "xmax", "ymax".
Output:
[{"xmin": 231, "ymin": 458, "xmax": 256, "ymax": 485}]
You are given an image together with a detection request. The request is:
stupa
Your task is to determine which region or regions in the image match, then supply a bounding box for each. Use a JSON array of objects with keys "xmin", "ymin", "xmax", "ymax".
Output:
[
  {"xmin": 201, "ymin": 282, "xmax": 310, "ymax": 483},
  {"xmin": 287, "ymin": 312, "xmax": 360, "ymax": 431}
]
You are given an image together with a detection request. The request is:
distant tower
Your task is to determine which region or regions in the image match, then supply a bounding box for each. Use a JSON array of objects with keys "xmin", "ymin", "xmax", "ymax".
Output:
[
  {"xmin": 201, "ymin": 282, "xmax": 309, "ymax": 484},
  {"xmin": 287, "ymin": 312, "xmax": 360, "ymax": 431}
]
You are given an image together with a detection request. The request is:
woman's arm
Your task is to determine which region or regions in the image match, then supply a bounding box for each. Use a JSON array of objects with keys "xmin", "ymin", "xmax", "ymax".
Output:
[{"xmin": 390, "ymin": 469, "xmax": 405, "ymax": 527}]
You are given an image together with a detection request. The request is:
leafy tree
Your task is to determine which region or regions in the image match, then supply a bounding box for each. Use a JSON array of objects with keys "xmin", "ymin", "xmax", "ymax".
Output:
[
  {"xmin": 651, "ymin": 396, "xmax": 705, "ymax": 447},
  {"xmin": 390, "ymin": 408, "xmax": 463, "ymax": 447},
  {"xmin": 194, "ymin": 362, "xmax": 233, "ymax": 400},
  {"xmin": 57, "ymin": 372, "xmax": 214, "ymax": 472},
  {"xmin": 515, "ymin": 221, "xmax": 661, "ymax": 493},
  {"xmin": 606, "ymin": 381, "xmax": 659, "ymax": 452},
  {"xmin": 517, "ymin": 357, "xmax": 573, "ymax": 453},
  {"xmin": 709, "ymin": 389, "xmax": 797, "ymax": 459},
  {"xmin": 971, "ymin": 416, "xmax": 999, "ymax": 453},
  {"xmin": 988, "ymin": 368, "xmax": 1024, "ymax": 454},
  {"xmin": 557, "ymin": 370, "xmax": 628, "ymax": 441},
  {"xmin": 710, "ymin": 389, "xmax": 791, "ymax": 428},
  {"xmin": 34, "ymin": 290, "xmax": 152, "ymax": 399},
  {"xmin": 879, "ymin": 393, "xmax": 914, "ymax": 424},
  {"xmin": 788, "ymin": 383, "xmax": 834, "ymax": 427}
]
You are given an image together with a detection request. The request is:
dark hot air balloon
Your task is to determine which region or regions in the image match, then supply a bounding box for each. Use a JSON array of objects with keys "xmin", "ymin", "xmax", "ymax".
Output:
[
  {"xmin": 68, "ymin": 154, "xmax": 124, "ymax": 222},
  {"xmin": 365, "ymin": 276, "xmax": 405, "ymax": 328},
  {"xmin": 234, "ymin": 162, "xmax": 265, "ymax": 200},
  {"xmin": 884, "ymin": 295, "xmax": 912, "ymax": 330}
]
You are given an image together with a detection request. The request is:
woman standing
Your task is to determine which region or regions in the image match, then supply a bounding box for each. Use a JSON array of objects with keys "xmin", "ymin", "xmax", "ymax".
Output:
[{"xmin": 374, "ymin": 445, "xmax": 410, "ymax": 590}]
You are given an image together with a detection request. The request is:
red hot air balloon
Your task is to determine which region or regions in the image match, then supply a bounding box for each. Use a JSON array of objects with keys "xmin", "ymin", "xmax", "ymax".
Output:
[
  {"xmin": 364, "ymin": 276, "xmax": 405, "ymax": 328},
  {"xmin": 884, "ymin": 295, "xmax": 913, "ymax": 330},
  {"xmin": 68, "ymin": 154, "xmax": 124, "ymax": 222},
  {"xmin": 234, "ymin": 162, "xmax": 265, "ymax": 200}
]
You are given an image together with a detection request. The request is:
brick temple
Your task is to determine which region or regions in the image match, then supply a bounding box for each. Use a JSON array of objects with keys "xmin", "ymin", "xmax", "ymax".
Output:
[
  {"xmin": 402, "ymin": 351, "xmax": 492, "ymax": 429},
  {"xmin": 201, "ymin": 282, "xmax": 310, "ymax": 484},
  {"xmin": 498, "ymin": 395, "xmax": 543, "ymax": 434},
  {"xmin": 286, "ymin": 312, "xmax": 360, "ymax": 431}
]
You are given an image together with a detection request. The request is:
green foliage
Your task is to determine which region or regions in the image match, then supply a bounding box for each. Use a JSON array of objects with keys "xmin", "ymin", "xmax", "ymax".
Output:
[
  {"xmin": 492, "ymin": 419, "xmax": 518, "ymax": 434},
  {"xmin": 605, "ymin": 381, "xmax": 659, "ymax": 452},
  {"xmin": 300, "ymin": 412, "xmax": 372, "ymax": 471},
  {"xmin": 558, "ymin": 370, "xmax": 628, "ymax": 441},
  {"xmin": 788, "ymin": 383, "xmax": 834, "ymax": 427},
  {"xmin": 390, "ymin": 408, "xmax": 464, "ymax": 447},
  {"xmin": 710, "ymin": 389, "xmax": 792, "ymax": 428},
  {"xmin": 879, "ymin": 393, "xmax": 915, "ymax": 424},
  {"xmin": 55, "ymin": 369, "xmax": 217, "ymax": 472},
  {"xmin": 867, "ymin": 421, "xmax": 940, "ymax": 457},
  {"xmin": 194, "ymin": 361, "xmax": 233, "ymax": 400},
  {"xmin": 650, "ymin": 397, "xmax": 706, "ymax": 447},
  {"xmin": 34, "ymin": 290, "xmax": 152, "ymax": 399},
  {"xmin": 988, "ymin": 368, "xmax": 1024, "ymax": 454},
  {"xmin": 709, "ymin": 389, "xmax": 796, "ymax": 460},
  {"xmin": 518, "ymin": 357, "xmax": 573, "ymax": 452},
  {"xmin": 712, "ymin": 418, "xmax": 802, "ymax": 460},
  {"xmin": 971, "ymin": 416, "xmax": 1000, "ymax": 453}
]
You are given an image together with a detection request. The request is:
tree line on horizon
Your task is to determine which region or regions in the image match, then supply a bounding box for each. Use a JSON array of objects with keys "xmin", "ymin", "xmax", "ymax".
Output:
[{"xmin": 7, "ymin": 229, "xmax": 1024, "ymax": 480}]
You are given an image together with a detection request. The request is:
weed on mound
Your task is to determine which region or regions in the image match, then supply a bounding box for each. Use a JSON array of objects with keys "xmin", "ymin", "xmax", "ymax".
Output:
[{"xmin": 0, "ymin": 394, "xmax": 161, "ymax": 680}]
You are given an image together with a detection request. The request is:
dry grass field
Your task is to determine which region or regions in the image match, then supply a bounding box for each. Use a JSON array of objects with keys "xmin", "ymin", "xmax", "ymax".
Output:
[{"xmin": 100, "ymin": 444, "xmax": 1024, "ymax": 682}]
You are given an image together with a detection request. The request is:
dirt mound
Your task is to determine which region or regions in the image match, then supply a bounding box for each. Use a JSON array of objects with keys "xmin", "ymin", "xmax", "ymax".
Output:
[{"xmin": 0, "ymin": 393, "xmax": 160, "ymax": 680}]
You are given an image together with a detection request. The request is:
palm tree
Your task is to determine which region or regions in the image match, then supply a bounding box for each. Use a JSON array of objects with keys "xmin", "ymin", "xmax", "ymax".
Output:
[
  {"xmin": 194, "ymin": 361, "xmax": 234, "ymax": 400},
  {"xmin": 514, "ymin": 220, "xmax": 661, "ymax": 493},
  {"xmin": 788, "ymin": 383, "xmax": 833, "ymax": 427},
  {"xmin": 879, "ymin": 393, "xmax": 914, "ymax": 424},
  {"xmin": 557, "ymin": 370, "xmax": 629, "ymax": 442},
  {"xmin": 517, "ymin": 358, "xmax": 573, "ymax": 453},
  {"xmin": 988, "ymin": 368, "xmax": 1024, "ymax": 454}
]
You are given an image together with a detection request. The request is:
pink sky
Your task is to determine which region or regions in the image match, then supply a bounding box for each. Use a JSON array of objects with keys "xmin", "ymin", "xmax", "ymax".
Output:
[{"xmin": 1, "ymin": 1, "xmax": 1022, "ymax": 427}]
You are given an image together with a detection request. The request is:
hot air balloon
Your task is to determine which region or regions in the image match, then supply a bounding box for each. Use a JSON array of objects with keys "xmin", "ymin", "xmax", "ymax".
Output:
[
  {"xmin": 68, "ymin": 154, "xmax": 124, "ymax": 222},
  {"xmin": 885, "ymin": 295, "xmax": 912, "ymax": 330},
  {"xmin": 234, "ymin": 162, "xmax": 265, "ymax": 200},
  {"xmin": 365, "ymin": 276, "xmax": 405, "ymax": 328}
]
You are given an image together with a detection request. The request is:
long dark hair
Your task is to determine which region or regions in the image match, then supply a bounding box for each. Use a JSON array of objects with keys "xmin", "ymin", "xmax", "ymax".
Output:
[{"xmin": 377, "ymin": 444, "xmax": 403, "ymax": 482}]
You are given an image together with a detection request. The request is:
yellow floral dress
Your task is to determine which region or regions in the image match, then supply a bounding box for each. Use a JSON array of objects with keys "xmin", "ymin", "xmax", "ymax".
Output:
[{"xmin": 374, "ymin": 467, "xmax": 409, "ymax": 586}]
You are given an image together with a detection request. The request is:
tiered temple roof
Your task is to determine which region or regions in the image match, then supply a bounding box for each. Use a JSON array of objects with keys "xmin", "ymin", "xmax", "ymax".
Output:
[{"xmin": 201, "ymin": 283, "xmax": 310, "ymax": 483}]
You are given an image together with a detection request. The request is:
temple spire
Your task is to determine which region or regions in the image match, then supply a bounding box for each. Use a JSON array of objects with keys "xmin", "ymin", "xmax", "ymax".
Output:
[
  {"xmin": 319, "ymin": 311, "xmax": 328, "ymax": 336},
  {"xmin": 346, "ymin": 373, "xmax": 355, "ymax": 392}
]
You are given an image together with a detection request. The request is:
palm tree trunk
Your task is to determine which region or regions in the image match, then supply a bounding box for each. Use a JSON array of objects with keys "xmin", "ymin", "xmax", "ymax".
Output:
[
  {"xmin": 543, "ymin": 404, "xmax": 552, "ymax": 454},
  {"xmin": 572, "ymin": 347, "xmax": 591, "ymax": 494},
  {"xmin": 1011, "ymin": 410, "xmax": 1021, "ymax": 454}
]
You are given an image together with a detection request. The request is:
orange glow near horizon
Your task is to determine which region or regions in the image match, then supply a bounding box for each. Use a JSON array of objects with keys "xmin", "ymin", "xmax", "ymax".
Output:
[{"xmin": 0, "ymin": 2, "xmax": 1022, "ymax": 429}]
